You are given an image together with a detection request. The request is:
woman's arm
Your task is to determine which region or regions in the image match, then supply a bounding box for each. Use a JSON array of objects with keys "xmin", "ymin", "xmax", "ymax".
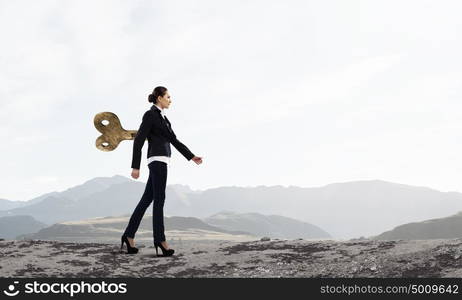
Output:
[{"xmin": 131, "ymin": 111, "xmax": 153, "ymax": 170}]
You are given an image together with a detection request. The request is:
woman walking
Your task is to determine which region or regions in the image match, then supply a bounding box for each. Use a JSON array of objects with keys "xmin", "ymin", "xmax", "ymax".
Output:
[{"xmin": 121, "ymin": 86, "xmax": 203, "ymax": 256}]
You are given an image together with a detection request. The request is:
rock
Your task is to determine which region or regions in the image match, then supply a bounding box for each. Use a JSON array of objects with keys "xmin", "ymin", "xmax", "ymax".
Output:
[
  {"xmin": 260, "ymin": 237, "xmax": 271, "ymax": 241},
  {"xmin": 4, "ymin": 237, "xmax": 462, "ymax": 278}
]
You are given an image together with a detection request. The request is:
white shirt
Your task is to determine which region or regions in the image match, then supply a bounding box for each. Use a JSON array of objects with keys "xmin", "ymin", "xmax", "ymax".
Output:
[{"xmin": 147, "ymin": 104, "xmax": 171, "ymax": 167}]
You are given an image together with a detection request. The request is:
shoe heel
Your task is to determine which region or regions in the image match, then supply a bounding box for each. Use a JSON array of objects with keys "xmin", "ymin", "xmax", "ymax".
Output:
[
  {"xmin": 121, "ymin": 235, "xmax": 139, "ymax": 254},
  {"xmin": 154, "ymin": 241, "xmax": 174, "ymax": 257}
]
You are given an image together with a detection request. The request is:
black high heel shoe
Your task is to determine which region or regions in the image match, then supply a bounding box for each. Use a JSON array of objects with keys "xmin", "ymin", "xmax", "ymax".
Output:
[
  {"xmin": 120, "ymin": 235, "xmax": 139, "ymax": 254},
  {"xmin": 154, "ymin": 241, "xmax": 174, "ymax": 257}
]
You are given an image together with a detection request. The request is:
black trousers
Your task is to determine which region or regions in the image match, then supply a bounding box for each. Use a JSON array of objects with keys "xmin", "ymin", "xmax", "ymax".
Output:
[{"xmin": 123, "ymin": 160, "xmax": 168, "ymax": 243}]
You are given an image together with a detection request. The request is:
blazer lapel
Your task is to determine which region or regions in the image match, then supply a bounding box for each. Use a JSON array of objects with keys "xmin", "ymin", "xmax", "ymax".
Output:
[
  {"xmin": 164, "ymin": 116, "xmax": 173, "ymax": 133},
  {"xmin": 151, "ymin": 105, "xmax": 172, "ymax": 133}
]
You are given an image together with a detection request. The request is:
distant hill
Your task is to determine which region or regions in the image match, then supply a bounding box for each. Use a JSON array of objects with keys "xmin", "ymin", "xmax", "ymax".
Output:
[
  {"xmin": 372, "ymin": 211, "xmax": 462, "ymax": 240},
  {"xmin": 5, "ymin": 176, "xmax": 462, "ymax": 238},
  {"xmin": 203, "ymin": 211, "xmax": 331, "ymax": 239},
  {"xmin": 55, "ymin": 175, "xmax": 131, "ymax": 201},
  {"xmin": 0, "ymin": 180, "xmax": 146, "ymax": 224},
  {"xmin": 17, "ymin": 214, "xmax": 253, "ymax": 243},
  {"xmin": 0, "ymin": 215, "xmax": 47, "ymax": 239},
  {"xmin": 0, "ymin": 175, "xmax": 131, "ymax": 213},
  {"xmin": 0, "ymin": 199, "xmax": 25, "ymax": 211}
]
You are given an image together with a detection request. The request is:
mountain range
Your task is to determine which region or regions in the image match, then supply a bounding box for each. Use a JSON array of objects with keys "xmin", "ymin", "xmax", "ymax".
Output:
[{"xmin": 3, "ymin": 175, "xmax": 462, "ymax": 239}]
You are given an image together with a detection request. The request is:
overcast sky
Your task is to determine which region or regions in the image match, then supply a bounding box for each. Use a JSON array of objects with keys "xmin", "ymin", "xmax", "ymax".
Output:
[{"xmin": 1, "ymin": 0, "xmax": 462, "ymax": 201}]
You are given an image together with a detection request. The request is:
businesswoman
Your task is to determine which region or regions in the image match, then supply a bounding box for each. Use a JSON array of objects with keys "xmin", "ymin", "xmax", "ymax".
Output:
[{"xmin": 120, "ymin": 86, "xmax": 203, "ymax": 256}]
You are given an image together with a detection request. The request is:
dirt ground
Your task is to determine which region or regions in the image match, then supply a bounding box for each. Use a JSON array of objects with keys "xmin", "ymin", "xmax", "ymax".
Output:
[{"xmin": 2, "ymin": 237, "xmax": 462, "ymax": 278}]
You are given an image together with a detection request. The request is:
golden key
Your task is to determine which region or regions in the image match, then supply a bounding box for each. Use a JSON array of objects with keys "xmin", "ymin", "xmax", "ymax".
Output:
[{"xmin": 94, "ymin": 112, "xmax": 139, "ymax": 151}]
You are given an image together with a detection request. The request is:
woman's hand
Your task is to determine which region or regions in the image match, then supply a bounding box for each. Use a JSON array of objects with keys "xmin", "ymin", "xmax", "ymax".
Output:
[
  {"xmin": 131, "ymin": 168, "xmax": 140, "ymax": 179},
  {"xmin": 192, "ymin": 156, "xmax": 203, "ymax": 165}
]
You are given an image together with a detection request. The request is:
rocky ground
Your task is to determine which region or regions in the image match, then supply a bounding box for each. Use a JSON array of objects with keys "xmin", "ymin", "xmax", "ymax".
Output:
[{"xmin": 2, "ymin": 237, "xmax": 462, "ymax": 277}]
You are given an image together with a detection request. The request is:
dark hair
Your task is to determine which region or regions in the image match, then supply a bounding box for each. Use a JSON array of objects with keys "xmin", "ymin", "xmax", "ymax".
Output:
[{"xmin": 148, "ymin": 86, "xmax": 168, "ymax": 104}]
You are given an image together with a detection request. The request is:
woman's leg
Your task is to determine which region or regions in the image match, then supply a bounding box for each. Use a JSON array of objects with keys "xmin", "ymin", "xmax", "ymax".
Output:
[
  {"xmin": 150, "ymin": 161, "xmax": 168, "ymax": 243},
  {"xmin": 123, "ymin": 169, "xmax": 153, "ymax": 239}
]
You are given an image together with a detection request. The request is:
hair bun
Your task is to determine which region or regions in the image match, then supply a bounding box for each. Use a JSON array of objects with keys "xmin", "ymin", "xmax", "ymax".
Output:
[{"xmin": 148, "ymin": 86, "xmax": 168, "ymax": 104}]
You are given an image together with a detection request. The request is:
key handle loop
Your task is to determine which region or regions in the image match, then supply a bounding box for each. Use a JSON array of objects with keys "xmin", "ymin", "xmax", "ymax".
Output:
[{"xmin": 94, "ymin": 112, "xmax": 137, "ymax": 152}]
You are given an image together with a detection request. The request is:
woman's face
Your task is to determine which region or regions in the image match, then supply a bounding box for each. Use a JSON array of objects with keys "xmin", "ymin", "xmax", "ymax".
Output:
[{"xmin": 157, "ymin": 91, "xmax": 171, "ymax": 109}]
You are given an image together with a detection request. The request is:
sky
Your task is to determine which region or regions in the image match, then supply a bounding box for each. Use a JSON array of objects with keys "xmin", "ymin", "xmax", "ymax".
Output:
[{"xmin": 1, "ymin": 0, "xmax": 462, "ymax": 201}]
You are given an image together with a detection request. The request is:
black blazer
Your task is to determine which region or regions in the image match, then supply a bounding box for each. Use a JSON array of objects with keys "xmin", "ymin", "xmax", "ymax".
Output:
[{"xmin": 131, "ymin": 104, "xmax": 195, "ymax": 169}]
